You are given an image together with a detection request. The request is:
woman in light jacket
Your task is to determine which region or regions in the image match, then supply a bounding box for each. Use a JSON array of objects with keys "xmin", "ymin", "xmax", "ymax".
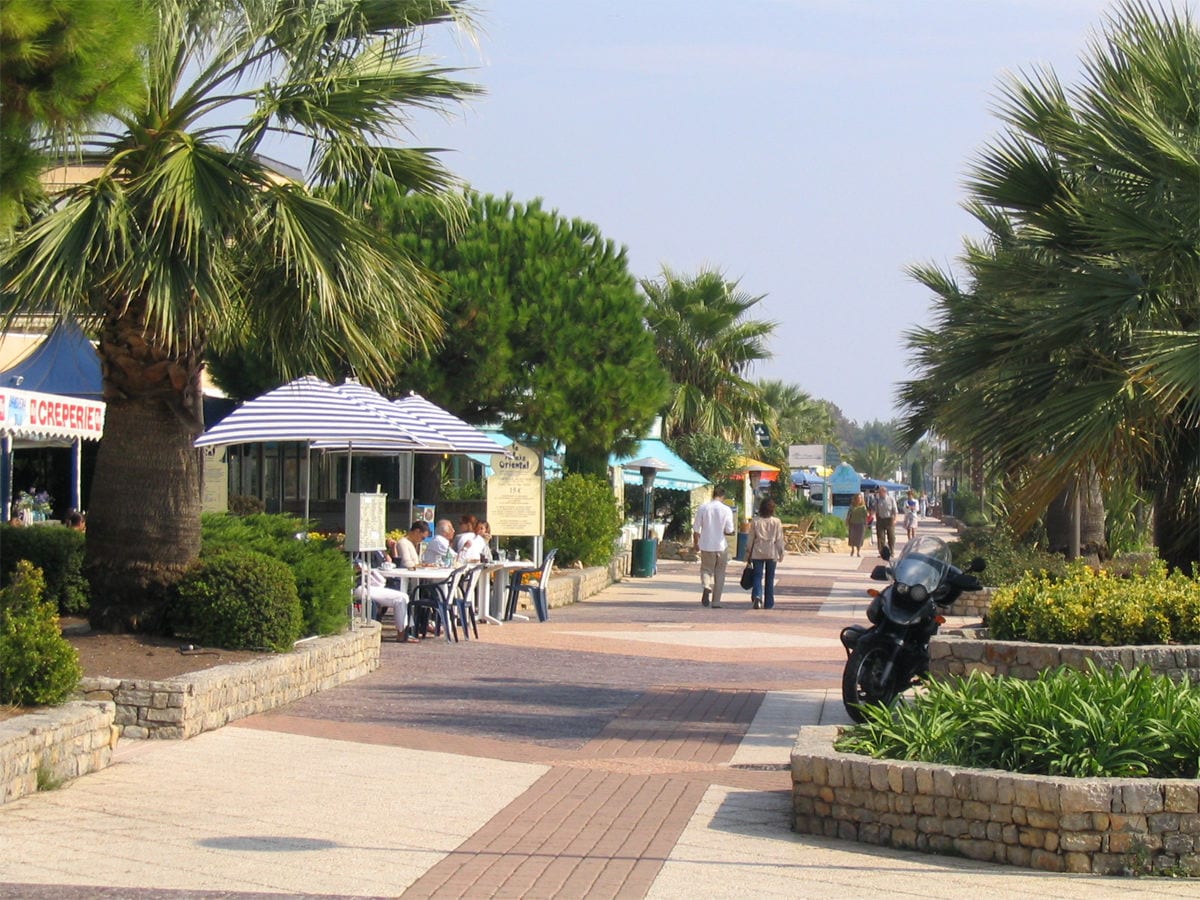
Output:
[{"xmin": 746, "ymin": 497, "xmax": 786, "ymax": 610}]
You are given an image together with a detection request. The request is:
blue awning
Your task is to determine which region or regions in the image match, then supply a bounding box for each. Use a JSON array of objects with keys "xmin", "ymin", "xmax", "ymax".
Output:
[
  {"xmin": 613, "ymin": 439, "xmax": 708, "ymax": 491},
  {"xmin": 0, "ymin": 318, "xmax": 101, "ymax": 399}
]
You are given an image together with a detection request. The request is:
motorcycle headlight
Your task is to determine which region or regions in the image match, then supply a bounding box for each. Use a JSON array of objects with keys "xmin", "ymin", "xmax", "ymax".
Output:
[{"xmin": 909, "ymin": 584, "xmax": 928, "ymax": 603}]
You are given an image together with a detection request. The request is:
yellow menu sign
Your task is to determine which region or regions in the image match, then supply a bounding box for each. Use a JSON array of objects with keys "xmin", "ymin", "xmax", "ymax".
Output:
[{"xmin": 487, "ymin": 443, "xmax": 543, "ymax": 537}]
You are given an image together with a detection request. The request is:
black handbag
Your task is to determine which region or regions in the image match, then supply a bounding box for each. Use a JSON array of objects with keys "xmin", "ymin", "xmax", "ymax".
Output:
[{"xmin": 739, "ymin": 563, "xmax": 754, "ymax": 590}]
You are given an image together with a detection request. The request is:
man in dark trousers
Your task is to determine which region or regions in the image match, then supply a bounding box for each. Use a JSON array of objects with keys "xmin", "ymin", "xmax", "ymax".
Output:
[{"xmin": 873, "ymin": 485, "xmax": 898, "ymax": 555}]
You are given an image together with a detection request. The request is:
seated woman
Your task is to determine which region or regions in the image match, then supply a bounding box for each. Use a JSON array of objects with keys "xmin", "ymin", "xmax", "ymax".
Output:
[{"xmin": 352, "ymin": 564, "xmax": 411, "ymax": 641}]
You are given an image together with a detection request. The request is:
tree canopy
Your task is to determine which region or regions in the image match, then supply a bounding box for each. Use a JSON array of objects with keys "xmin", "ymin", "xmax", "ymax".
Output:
[
  {"xmin": 366, "ymin": 188, "xmax": 669, "ymax": 475},
  {"xmin": 641, "ymin": 266, "xmax": 775, "ymax": 445},
  {"xmin": 899, "ymin": 0, "xmax": 1199, "ymax": 568},
  {"xmin": 1, "ymin": 0, "xmax": 480, "ymax": 628},
  {"xmin": 0, "ymin": 0, "xmax": 149, "ymax": 233}
]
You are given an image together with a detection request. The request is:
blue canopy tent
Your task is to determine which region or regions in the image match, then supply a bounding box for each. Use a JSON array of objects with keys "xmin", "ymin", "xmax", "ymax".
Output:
[
  {"xmin": 860, "ymin": 477, "xmax": 910, "ymax": 492},
  {"xmin": 791, "ymin": 470, "xmax": 826, "ymax": 487},
  {"xmin": 0, "ymin": 319, "xmax": 103, "ymax": 516}
]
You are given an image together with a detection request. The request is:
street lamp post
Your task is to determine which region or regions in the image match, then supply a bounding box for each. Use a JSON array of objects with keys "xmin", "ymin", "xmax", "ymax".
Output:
[{"xmin": 623, "ymin": 457, "xmax": 670, "ymax": 577}]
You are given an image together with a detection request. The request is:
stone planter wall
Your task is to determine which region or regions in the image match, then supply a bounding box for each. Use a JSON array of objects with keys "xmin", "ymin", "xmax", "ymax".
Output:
[
  {"xmin": 1, "ymin": 701, "xmax": 118, "ymax": 805},
  {"xmin": 952, "ymin": 588, "xmax": 992, "ymax": 620},
  {"xmin": 791, "ymin": 725, "xmax": 1200, "ymax": 875},
  {"xmin": 930, "ymin": 632, "xmax": 1200, "ymax": 683},
  {"xmin": 75, "ymin": 623, "xmax": 382, "ymax": 740}
]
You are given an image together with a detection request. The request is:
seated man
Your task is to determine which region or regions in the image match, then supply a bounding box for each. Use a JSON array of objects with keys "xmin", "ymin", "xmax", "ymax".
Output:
[
  {"xmin": 352, "ymin": 566, "xmax": 410, "ymax": 641},
  {"xmin": 421, "ymin": 519, "xmax": 455, "ymax": 565},
  {"xmin": 389, "ymin": 520, "xmax": 429, "ymax": 569}
]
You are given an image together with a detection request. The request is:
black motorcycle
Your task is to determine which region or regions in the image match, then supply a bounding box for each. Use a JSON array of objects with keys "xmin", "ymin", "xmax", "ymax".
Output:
[{"xmin": 840, "ymin": 534, "xmax": 985, "ymax": 722}]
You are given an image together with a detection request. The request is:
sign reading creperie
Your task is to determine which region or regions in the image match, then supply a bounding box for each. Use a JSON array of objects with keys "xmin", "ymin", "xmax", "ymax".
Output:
[{"xmin": 0, "ymin": 388, "xmax": 106, "ymax": 441}]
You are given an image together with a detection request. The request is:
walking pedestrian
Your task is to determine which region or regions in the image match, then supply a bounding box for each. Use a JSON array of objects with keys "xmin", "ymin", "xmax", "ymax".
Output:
[
  {"xmin": 692, "ymin": 486, "xmax": 735, "ymax": 608},
  {"xmin": 746, "ymin": 498, "xmax": 786, "ymax": 609},
  {"xmin": 845, "ymin": 492, "xmax": 868, "ymax": 557},
  {"xmin": 873, "ymin": 486, "xmax": 898, "ymax": 555}
]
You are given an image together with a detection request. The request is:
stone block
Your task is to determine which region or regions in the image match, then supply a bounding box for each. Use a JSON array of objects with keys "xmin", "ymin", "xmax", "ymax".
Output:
[
  {"xmin": 1030, "ymin": 848, "xmax": 1065, "ymax": 872},
  {"xmin": 1063, "ymin": 852, "xmax": 1093, "ymax": 873},
  {"xmin": 1148, "ymin": 812, "xmax": 1181, "ymax": 834},
  {"xmin": 1119, "ymin": 783, "xmax": 1164, "ymax": 814},
  {"xmin": 1058, "ymin": 781, "xmax": 1112, "ymax": 814},
  {"xmin": 1164, "ymin": 783, "xmax": 1199, "ymax": 813}
]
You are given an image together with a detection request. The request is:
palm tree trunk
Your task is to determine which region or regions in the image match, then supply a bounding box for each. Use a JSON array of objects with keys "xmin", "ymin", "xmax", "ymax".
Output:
[
  {"xmin": 1044, "ymin": 472, "xmax": 1106, "ymax": 559},
  {"xmin": 86, "ymin": 306, "xmax": 205, "ymax": 632}
]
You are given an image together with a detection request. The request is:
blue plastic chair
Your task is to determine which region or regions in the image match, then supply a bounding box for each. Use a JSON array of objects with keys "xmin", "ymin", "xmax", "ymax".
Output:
[{"xmin": 504, "ymin": 549, "xmax": 557, "ymax": 622}]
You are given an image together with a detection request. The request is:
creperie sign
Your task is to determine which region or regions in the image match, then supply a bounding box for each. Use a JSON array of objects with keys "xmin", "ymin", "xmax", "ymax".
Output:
[{"xmin": 0, "ymin": 388, "xmax": 105, "ymax": 441}]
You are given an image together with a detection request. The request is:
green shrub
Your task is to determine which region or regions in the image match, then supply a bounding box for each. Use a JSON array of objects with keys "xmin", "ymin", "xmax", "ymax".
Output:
[
  {"xmin": 0, "ymin": 561, "xmax": 82, "ymax": 706},
  {"xmin": 815, "ymin": 513, "xmax": 846, "ymax": 539},
  {"xmin": 835, "ymin": 663, "xmax": 1200, "ymax": 779},
  {"xmin": 777, "ymin": 496, "xmax": 821, "ymax": 523},
  {"xmin": 174, "ymin": 550, "xmax": 302, "ymax": 651},
  {"xmin": 545, "ymin": 473, "xmax": 622, "ymax": 566},
  {"xmin": 988, "ymin": 560, "xmax": 1200, "ymax": 645},
  {"xmin": 949, "ymin": 527, "xmax": 1068, "ymax": 587},
  {"xmin": 200, "ymin": 513, "xmax": 351, "ymax": 636},
  {"xmin": 0, "ymin": 523, "xmax": 89, "ymax": 614}
]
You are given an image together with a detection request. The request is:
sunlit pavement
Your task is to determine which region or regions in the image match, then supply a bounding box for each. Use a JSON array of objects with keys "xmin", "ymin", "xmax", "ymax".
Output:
[{"xmin": 2, "ymin": 520, "xmax": 1193, "ymax": 898}]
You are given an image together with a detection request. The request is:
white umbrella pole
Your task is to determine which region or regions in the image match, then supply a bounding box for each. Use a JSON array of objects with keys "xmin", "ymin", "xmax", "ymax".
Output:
[{"xmin": 304, "ymin": 442, "xmax": 312, "ymax": 525}]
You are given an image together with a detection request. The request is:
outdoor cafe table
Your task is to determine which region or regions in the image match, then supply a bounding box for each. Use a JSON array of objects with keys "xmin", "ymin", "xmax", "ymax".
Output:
[{"xmin": 477, "ymin": 560, "xmax": 539, "ymax": 624}]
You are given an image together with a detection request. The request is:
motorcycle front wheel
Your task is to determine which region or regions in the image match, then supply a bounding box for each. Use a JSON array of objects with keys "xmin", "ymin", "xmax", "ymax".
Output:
[{"xmin": 841, "ymin": 644, "xmax": 899, "ymax": 723}]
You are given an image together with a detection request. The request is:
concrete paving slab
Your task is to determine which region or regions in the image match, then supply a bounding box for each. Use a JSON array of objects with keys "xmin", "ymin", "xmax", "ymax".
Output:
[
  {"xmin": 0, "ymin": 728, "xmax": 546, "ymax": 897},
  {"xmin": 562, "ymin": 630, "xmax": 835, "ymax": 650}
]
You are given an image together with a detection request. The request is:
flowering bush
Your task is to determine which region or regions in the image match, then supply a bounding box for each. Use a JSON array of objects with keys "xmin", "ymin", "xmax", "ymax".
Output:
[
  {"xmin": 988, "ymin": 560, "xmax": 1200, "ymax": 645},
  {"xmin": 14, "ymin": 489, "xmax": 52, "ymax": 518}
]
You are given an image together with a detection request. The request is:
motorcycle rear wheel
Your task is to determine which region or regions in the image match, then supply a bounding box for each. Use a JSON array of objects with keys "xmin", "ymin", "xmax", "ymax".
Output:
[{"xmin": 842, "ymin": 644, "xmax": 899, "ymax": 723}]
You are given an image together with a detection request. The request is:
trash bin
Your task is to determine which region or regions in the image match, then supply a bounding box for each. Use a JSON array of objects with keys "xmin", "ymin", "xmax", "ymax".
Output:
[
  {"xmin": 631, "ymin": 538, "xmax": 657, "ymax": 577},
  {"xmin": 735, "ymin": 532, "xmax": 748, "ymax": 561}
]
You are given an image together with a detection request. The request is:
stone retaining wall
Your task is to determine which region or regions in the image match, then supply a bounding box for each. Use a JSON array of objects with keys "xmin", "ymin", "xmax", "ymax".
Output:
[
  {"xmin": 1, "ymin": 701, "xmax": 118, "ymax": 805},
  {"xmin": 952, "ymin": 588, "xmax": 992, "ymax": 620},
  {"xmin": 75, "ymin": 623, "xmax": 382, "ymax": 739},
  {"xmin": 791, "ymin": 725, "xmax": 1200, "ymax": 875},
  {"xmin": 930, "ymin": 632, "xmax": 1200, "ymax": 683}
]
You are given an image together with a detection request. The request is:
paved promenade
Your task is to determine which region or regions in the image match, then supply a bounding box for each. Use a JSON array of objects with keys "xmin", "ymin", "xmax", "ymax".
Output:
[{"xmin": 1, "ymin": 522, "xmax": 1194, "ymax": 898}]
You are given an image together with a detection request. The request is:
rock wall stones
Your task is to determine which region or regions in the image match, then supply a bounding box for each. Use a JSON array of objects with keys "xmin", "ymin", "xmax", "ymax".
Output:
[
  {"xmin": 930, "ymin": 633, "xmax": 1200, "ymax": 683},
  {"xmin": 75, "ymin": 623, "xmax": 382, "ymax": 739},
  {"xmin": 1, "ymin": 701, "xmax": 118, "ymax": 805},
  {"xmin": 791, "ymin": 725, "xmax": 1200, "ymax": 875}
]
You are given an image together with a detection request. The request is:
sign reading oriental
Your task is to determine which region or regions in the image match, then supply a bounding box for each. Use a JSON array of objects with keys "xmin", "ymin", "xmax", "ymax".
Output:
[
  {"xmin": 487, "ymin": 442, "xmax": 543, "ymax": 537},
  {"xmin": 0, "ymin": 388, "xmax": 105, "ymax": 441}
]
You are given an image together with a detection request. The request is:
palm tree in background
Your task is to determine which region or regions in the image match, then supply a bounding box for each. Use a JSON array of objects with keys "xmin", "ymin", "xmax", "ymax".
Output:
[
  {"xmin": 756, "ymin": 378, "xmax": 835, "ymax": 448},
  {"xmin": 899, "ymin": 1, "xmax": 1198, "ymax": 567},
  {"xmin": 641, "ymin": 266, "xmax": 775, "ymax": 444},
  {"xmin": 1, "ymin": 0, "xmax": 480, "ymax": 629}
]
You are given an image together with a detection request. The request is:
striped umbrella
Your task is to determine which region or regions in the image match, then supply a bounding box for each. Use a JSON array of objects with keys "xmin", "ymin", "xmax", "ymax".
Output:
[
  {"xmin": 195, "ymin": 376, "xmax": 425, "ymax": 449},
  {"xmin": 316, "ymin": 379, "xmax": 452, "ymax": 450},
  {"xmin": 393, "ymin": 392, "xmax": 506, "ymax": 454},
  {"xmin": 194, "ymin": 376, "xmax": 429, "ymax": 521}
]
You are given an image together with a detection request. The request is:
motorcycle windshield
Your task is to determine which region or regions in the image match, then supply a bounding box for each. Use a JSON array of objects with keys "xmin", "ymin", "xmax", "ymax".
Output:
[{"xmin": 891, "ymin": 535, "xmax": 952, "ymax": 595}]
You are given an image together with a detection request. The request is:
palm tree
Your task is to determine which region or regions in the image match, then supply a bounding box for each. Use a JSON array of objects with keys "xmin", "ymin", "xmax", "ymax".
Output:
[
  {"xmin": 755, "ymin": 379, "xmax": 834, "ymax": 448},
  {"xmin": 641, "ymin": 266, "xmax": 775, "ymax": 444},
  {"xmin": 899, "ymin": 1, "xmax": 1198, "ymax": 568},
  {"xmin": 1, "ymin": 0, "xmax": 480, "ymax": 629}
]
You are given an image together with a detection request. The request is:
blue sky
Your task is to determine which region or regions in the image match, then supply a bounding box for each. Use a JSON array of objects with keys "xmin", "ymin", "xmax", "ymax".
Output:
[{"xmin": 294, "ymin": 1, "xmax": 1177, "ymax": 425}]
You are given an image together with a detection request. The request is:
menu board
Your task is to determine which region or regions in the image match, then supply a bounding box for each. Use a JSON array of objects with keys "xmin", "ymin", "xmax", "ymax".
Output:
[
  {"xmin": 487, "ymin": 442, "xmax": 543, "ymax": 537},
  {"xmin": 344, "ymin": 492, "xmax": 387, "ymax": 552}
]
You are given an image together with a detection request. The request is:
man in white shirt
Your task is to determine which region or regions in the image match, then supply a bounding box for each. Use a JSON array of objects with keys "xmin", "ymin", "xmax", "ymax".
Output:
[
  {"xmin": 389, "ymin": 521, "xmax": 429, "ymax": 569},
  {"xmin": 422, "ymin": 519, "xmax": 455, "ymax": 565},
  {"xmin": 692, "ymin": 486, "xmax": 735, "ymax": 608}
]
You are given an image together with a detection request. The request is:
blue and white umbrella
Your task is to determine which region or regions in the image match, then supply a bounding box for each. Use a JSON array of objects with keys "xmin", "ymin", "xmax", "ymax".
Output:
[
  {"xmin": 393, "ymin": 392, "xmax": 506, "ymax": 454},
  {"xmin": 194, "ymin": 376, "xmax": 429, "ymax": 520},
  {"xmin": 311, "ymin": 379, "xmax": 452, "ymax": 451},
  {"xmin": 195, "ymin": 376, "xmax": 426, "ymax": 449}
]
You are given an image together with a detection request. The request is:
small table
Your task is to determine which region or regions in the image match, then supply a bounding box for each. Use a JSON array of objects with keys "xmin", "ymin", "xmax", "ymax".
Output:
[{"xmin": 476, "ymin": 560, "xmax": 536, "ymax": 624}]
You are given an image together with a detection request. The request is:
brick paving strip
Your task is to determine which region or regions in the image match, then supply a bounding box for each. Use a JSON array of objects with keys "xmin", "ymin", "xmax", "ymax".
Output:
[{"xmin": 400, "ymin": 687, "xmax": 780, "ymax": 899}]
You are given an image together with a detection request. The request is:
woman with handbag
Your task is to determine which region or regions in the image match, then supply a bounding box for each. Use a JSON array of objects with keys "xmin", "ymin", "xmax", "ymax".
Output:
[{"xmin": 745, "ymin": 498, "xmax": 786, "ymax": 610}]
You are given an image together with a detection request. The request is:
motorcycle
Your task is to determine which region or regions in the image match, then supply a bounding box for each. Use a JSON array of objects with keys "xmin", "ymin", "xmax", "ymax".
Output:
[{"xmin": 840, "ymin": 534, "xmax": 985, "ymax": 723}]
